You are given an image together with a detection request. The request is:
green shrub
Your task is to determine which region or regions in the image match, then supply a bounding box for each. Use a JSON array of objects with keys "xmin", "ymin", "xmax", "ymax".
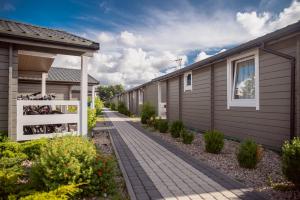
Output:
[
  {"xmin": 181, "ymin": 129, "xmax": 195, "ymax": 144},
  {"xmin": 170, "ymin": 121, "xmax": 184, "ymax": 138},
  {"xmin": 86, "ymin": 153, "xmax": 116, "ymax": 196},
  {"xmin": 117, "ymin": 102, "xmax": 131, "ymax": 116},
  {"xmin": 158, "ymin": 119, "xmax": 168, "ymax": 133},
  {"xmin": 110, "ymin": 102, "xmax": 116, "ymax": 111},
  {"xmin": 31, "ymin": 136, "xmax": 97, "ymax": 190},
  {"xmin": 88, "ymin": 108, "xmax": 97, "ymax": 131},
  {"xmin": 20, "ymin": 184, "xmax": 80, "ymax": 200},
  {"xmin": 0, "ymin": 130, "xmax": 8, "ymax": 142},
  {"xmin": 67, "ymin": 105, "xmax": 77, "ymax": 113},
  {"xmin": 0, "ymin": 141, "xmax": 28, "ymax": 167},
  {"xmin": 95, "ymin": 97, "xmax": 104, "ymax": 116},
  {"xmin": 22, "ymin": 139, "xmax": 48, "ymax": 160},
  {"xmin": 140, "ymin": 103, "xmax": 155, "ymax": 124},
  {"xmin": 237, "ymin": 139, "xmax": 260, "ymax": 169},
  {"xmin": 0, "ymin": 141, "xmax": 28, "ymax": 197},
  {"xmin": 104, "ymin": 101, "xmax": 110, "ymax": 108},
  {"xmin": 204, "ymin": 130, "xmax": 224, "ymax": 154},
  {"xmin": 0, "ymin": 165, "xmax": 25, "ymax": 197},
  {"xmin": 153, "ymin": 118, "xmax": 160, "ymax": 130},
  {"xmin": 282, "ymin": 137, "xmax": 300, "ymax": 186}
]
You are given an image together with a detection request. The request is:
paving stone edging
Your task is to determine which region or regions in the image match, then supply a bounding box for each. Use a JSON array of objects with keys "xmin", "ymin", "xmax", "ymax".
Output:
[
  {"xmin": 107, "ymin": 122, "xmax": 137, "ymax": 200},
  {"xmin": 104, "ymin": 113, "xmax": 163, "ymax": 200}
]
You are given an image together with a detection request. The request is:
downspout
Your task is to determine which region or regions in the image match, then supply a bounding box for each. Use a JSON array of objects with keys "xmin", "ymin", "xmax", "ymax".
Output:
[{"xmin": 260, "ymin": 43, "xmax": 296, "ymax": 140}]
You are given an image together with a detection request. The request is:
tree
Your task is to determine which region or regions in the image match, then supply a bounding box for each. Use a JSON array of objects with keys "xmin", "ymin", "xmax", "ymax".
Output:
[{"xmin": 97, "ymin": 84, "xmax": 125, "ymax": 101}]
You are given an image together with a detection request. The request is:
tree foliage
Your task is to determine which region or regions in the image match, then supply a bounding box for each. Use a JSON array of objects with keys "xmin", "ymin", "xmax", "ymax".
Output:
[{"xmin": 97, "ymin": 85, "xmax": 125, "ymax": 101}]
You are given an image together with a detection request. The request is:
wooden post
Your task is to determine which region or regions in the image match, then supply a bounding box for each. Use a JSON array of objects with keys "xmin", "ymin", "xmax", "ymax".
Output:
[
  {"xmin": 41, "ymin": 73, "xmax": 48, "ymax": 96},
  {"xmin": 91, "ymin": 85, "xmax": 96, "ymax": 109},
  {"xmin": 80, "ymin": 55, "xmax": 88, "ymax": 136}
]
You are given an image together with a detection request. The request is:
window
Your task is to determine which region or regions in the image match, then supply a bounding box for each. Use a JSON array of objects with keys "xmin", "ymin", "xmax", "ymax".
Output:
[
  {"xmin": 184, "ymin": 71, "xmax": 192, "ymax": 91},
  {"xmin": 227, "ymin": 49, "xmax": 259, "ymax": 110}
]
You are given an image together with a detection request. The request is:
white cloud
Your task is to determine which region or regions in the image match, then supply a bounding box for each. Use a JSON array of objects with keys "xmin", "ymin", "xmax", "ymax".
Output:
[
  {"xmin": 97, "ymin": 32, "xmax": 114, "ymax": 43},
  {"xmin": 237, "ymin": 0, "xmax": 300, "ymax": 36},
  {"xmin": 194, "ymin": 49, "xmax": 227, "ymax": 62},
  {"xmin": 119, "ymin": 31, "xmax": 141, "ymax": 47},
  {"xmin": 53, "ymin": 1, "xmax": 300, "ymax": 88},
  {"xmin": 194, "ymin": 51, "xmax": 211, "ymax": 62}
]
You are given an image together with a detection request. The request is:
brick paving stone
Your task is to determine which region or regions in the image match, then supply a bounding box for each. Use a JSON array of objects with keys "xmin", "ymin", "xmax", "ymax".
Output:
[{"xmin": 106, "ymin": 110, "xmax": 266, "ymax": 200}]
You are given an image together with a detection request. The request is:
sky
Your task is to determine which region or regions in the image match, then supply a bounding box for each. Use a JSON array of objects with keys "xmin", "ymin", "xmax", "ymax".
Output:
[{"xmin": 0, "ymin": 0, "xmax": 299, "ymax": 88}]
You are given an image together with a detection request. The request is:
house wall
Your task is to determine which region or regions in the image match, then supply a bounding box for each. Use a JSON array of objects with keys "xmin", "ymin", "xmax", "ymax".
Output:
[
  {"xmin": 160, "ymin": 81, "xmax": 167, "ymax": 102},
  {"xmin": 0, "ymin": 44, "xmax": 9, "ymax": 131},
  {"xmin": 0, "ymin": 43, "xmax": 18, "ymax": 140},
  {"xmin": 181, "ymin": 67, "xmax": 211, "ymax": 131},
  {"xmin": 18, "ymin": 83, "xmax": 70, "ymax": 100},
  {"xmin": 167, "ymin": 77, "xmax": 180, "ymax": 122},
  {"xmin": 131, "ymin": 90, "xmax": 138, "ymax": 115},
  {"xmin": 213, "ymin": 37, "xmax": 296, "ymax": 148},
  {"xmin": 144, "ymin": 82, "xmax": 158, "ymax": 114}
]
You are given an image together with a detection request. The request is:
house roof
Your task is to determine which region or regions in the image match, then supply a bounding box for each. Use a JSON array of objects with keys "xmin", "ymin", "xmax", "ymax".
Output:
[
  {"xmin": 47, "ymin": 67, "xmax": 99, "ymax": 85},
  {"xmin": 19, "ymin": 67, "xmax": 99, "ymax": 85},
  {"xmin": 0, "ymin": 18, "xmax": 99, "ymax": 50},
  {"xmin": 152, "ymin": 20, "xmax": 300, "ymax": 82}
]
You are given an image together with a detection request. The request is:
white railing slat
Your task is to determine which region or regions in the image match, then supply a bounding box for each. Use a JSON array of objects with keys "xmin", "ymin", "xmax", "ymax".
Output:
[{"xmin": 17, "ymin": 100, "xmax": 80, "ymax": 141}]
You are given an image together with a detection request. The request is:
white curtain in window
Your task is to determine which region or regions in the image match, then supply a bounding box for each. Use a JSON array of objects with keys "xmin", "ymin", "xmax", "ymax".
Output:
[{"xmin": 234, "ymin": 59, "xmax": 255, "ymax": 99}]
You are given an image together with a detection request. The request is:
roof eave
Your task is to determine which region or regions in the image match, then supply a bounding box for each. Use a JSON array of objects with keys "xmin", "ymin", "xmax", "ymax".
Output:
[{"xmin": 0, "ymin": 32, "xmax": 100, "ymax": 51}]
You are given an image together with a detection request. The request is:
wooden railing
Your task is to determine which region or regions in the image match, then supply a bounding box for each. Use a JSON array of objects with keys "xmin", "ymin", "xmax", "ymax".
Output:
[{"xmin": 16, "ymin": 100, "xmax": 80, "ymax": 141}]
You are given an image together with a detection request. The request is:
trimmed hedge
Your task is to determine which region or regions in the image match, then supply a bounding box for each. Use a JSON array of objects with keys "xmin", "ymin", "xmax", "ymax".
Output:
[
  {"xmin": 158, "ymin": 119, "xmax": 168, "ymax": 133},
  {"xmin": 181, "ymin": 129, "xmax": 194, "ymax": 144},
  {"xmin": 204, "ymin": 130, "xmax": 224, "ymax": 154},
  {"xmin": 170, "ymin": 121, "xmax": 184, "ymax": 138},
  {"xmin": 237, "ymin": 139, "xmax": 261, "ymax": 169}
]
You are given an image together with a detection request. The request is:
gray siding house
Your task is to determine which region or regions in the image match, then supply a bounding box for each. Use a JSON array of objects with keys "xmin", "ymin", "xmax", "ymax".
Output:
[
  {"xmin": 0, "ymin": 19, "xmax": 99, "ymax": 141},
  {"xmin": 113, "ymin": 21, "xmax": 300, "ymax": 149}
]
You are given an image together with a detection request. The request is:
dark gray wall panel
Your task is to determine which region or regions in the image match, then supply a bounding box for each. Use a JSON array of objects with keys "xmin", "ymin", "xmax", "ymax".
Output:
[
  {"xmin": 168, "ymin": 77, "xmax": 179, "ymax": 122},
  {"xmin": 181, "ymin": 68, "xmax": 211, "ymax": 131}
]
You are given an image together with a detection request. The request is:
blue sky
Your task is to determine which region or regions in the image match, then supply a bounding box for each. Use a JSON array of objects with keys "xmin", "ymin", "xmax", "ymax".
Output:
[{"xmin": 0, "ymin": 0, "xmax": 299, "ymax": 87}]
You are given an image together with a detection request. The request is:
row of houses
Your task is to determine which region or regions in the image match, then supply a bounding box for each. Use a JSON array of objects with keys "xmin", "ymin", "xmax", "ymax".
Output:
[{"xmin": 111, "ymin": 21, "xmax": 300, "ymax": 149}]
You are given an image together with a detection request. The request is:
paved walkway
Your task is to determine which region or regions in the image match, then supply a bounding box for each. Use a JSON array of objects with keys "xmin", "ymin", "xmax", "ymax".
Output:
[{"xmin": 104, "ymin": 110, "xmax": 264, "ymax": 200}]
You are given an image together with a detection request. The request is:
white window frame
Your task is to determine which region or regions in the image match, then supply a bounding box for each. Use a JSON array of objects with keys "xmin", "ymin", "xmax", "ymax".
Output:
[
  {"xmin": 184, "ymin": 71, "xmax": 192, "ymax": 92},
  {"xmin": 227, "ymin": 49, "xmax": 259, "ymax": 110}
]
